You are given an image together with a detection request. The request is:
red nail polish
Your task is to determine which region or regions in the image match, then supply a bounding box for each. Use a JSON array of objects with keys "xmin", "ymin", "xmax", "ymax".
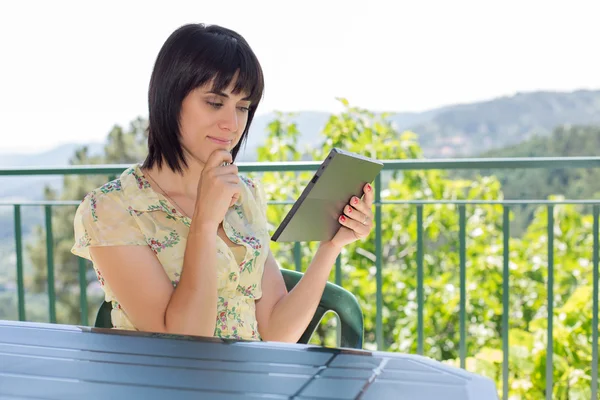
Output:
[
  {"xmin": 340, "ymin": 215, "xmax": 346, "ymax": 222},
  {"xmin": 367, "ymin": 184, "xmax": 372, "ymax": 191},
  {"xmin": 347, "ymin": 207, "xmax": 352, "ymax": 213},
  {"xmin": 353, "ymin": 197, "xmax": 359, "ymax": 205}
]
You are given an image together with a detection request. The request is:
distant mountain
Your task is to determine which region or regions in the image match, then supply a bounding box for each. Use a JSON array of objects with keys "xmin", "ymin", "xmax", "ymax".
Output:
[
  {"xmin": 0, "ymin": 142, "xmax": 104, "ymax": 167},
  {"xmin": 238, "ymin": 111, "xmax": 332, "ymax": 161},
  {"xmin": 0, "ymin": 143, "xmax": 105, "ymax": 203},
  {"xmin": 472, "ymin": 124, "xmax": 600, "ymax": 200},
  {"xmin": 3, "ymin": 89, "xmax": 600, "ymax": 202},
  {"xmin": 244, "ymin": 90, "xmax": 600, "ymax": 158},
  {"xmin": 412, "ymin": 89, "xmax": 600, "ymax": 157},
  {"xmin": 455, "ymin": 124, "xmax": 600, "ymax": 235},
  {"xmin": 243, "ymin": 108, "xmax": 445, "ymax": 157},
  {"xmin": 0, "ymin": 143, "xmax": 105, "ymax": 240}
]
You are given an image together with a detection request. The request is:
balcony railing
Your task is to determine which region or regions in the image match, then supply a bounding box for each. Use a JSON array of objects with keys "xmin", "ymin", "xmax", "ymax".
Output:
[{"xmin": 1, "ymin": 157, "xmax": 599, "ymax": 400}]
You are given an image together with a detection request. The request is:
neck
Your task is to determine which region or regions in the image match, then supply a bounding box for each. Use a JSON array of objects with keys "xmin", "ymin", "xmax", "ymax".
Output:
[{"xmin": 147, "ymin": 157, "xmax": 204, "ymax": 200}]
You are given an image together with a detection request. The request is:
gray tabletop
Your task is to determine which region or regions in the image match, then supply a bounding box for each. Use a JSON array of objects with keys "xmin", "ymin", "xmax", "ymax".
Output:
[{"xmin": 0, "ymin": 320, "xmax": 499, "ymax": 399}]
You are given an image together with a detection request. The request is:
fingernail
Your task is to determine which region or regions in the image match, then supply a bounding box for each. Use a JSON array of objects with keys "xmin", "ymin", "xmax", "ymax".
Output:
[
  {"xmin": 353, "ymin": 197, "xmax": 359, "ymax": 205},
  {"xmin": 340, "ymin": 215, "xmax": 346, "ymax": 223},
  {"xmin": 347, "ymin": 206, "xmax": 352, "ymax": 213},
  {"xmin": 367, "ymin": 184, "xmax": 372, "ymax": 191}
]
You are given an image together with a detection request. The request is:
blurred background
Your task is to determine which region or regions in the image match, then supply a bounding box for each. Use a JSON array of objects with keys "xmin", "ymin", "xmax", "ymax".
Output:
[{"xmin": 1, "ymin": 1, "xmax": 599, "ymax": 399}]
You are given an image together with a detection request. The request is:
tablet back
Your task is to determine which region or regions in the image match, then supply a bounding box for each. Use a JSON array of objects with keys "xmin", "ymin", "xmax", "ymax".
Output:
[{"xmin": 271, "ymin": 148, "xmax": 383, "ymax": 242}]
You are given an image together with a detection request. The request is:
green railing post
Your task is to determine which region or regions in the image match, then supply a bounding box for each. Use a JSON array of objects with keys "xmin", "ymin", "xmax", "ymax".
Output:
[
  {"xmin": 502, "ymin": 206, "xmax": 510, "ymax": 400},
  {"xmin": 5, "ymin": 159, "xmax": 600, "ymax": 395},
  {"xmin": 375, "ymin": 174, "xmax": 383, "ymax": 350},
  {"xmin": 546, "ymin": 205, "xmax": 554, "ymax": 400},
  {"xmin": 592, "ymin": 205, "xmax": 599, "ymax": 399},
  {"xmin": 416, "ymin": 205, "xmax": 424, "ymax": 355},
  {"xmin": 293, "ymin": 242, "xmax": 302, "ymax": 272},
  {"xmin": 459, "ymin": 205, "xmax": 467, "ymax": 369},
  {"xmin": 78, "ymin": 257, "xmax": 89, "ymax": 326},
  {"xmin": 45, "ymin": 205, "xmax": 56, "ymax": 323},
  {"xmin": 13, "ymin": 205, "xmax": 26, "ymax": 321}
]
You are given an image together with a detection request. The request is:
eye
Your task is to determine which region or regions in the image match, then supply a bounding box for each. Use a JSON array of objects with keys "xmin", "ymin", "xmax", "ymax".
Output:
[
  {"xmin": 237, "ymin": 106, "xmax": 250, "ymax": 113},
  {"xmin": 207, "ymin": 101, "xmax": 223, "ymax": 109}
]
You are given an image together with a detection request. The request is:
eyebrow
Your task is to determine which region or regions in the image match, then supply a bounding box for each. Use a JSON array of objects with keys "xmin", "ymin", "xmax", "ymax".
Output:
[{"xmin": 207, "ymin": 90, "xmax": 251, "ymax": 101}]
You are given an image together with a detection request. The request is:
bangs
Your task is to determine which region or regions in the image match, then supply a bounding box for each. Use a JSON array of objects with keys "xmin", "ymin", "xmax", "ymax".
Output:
[
  {"xmin": 190, "ymin": 34, "xmax": 264, "ymax": 106},
  {"xmin": 145, "ymin": 23, "xmax": 265, "ymax": 173}
]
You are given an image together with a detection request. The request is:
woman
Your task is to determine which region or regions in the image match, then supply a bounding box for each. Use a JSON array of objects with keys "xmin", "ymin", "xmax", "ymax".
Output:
[{"xmin": 72, "ymin": 23, "xmax": 374, "ymax": 343}]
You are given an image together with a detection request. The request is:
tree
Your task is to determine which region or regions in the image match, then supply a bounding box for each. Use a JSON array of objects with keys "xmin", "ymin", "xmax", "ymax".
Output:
[
  {"xmin": 456, "ymin": 125, "xmax": 600, "ymax": 235},
  {"xmin": 24, "ymin": 103, "xmax": 598, "ymax": 398},
  {"xmin": 254, "ymin": 101, "xmax": 598, "ymax": 399},
  {"xmin": 26, "ymin": 118, "xmax": 148, "ymax": 324}
]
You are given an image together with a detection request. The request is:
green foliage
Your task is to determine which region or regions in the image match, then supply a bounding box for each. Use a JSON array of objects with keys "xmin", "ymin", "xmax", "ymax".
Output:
[
  {"xmin": 25, "ymin": 118, "xmax": 148, "ymax": 324},
  {"xmin": 255, "ymin": 100, "xmax": 599, "ymax": 399},
  {"xmin": 19, "ymin": 101, "xmax": 598, "ymax": 399},
  {"xmin": 439, "ymin": 201, "xmax": 598, "ymax": 399},
  {"xmin": 456, "ymin": 125, "xmax": 600, "ymax": 235}
]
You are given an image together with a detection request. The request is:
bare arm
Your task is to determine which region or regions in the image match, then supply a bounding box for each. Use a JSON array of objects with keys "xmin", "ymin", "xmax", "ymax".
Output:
[
  {"xmin": 255, "ymin": 243, "xmax": 340, "ymax": 343},
  {"xmin": 255, "ymin": 183, "xmax": 375, "ymax": 343},
  {"xmin": 89, "ymin": 221, "xmax": 219, "ymax": 336},
  {"xmin": 88, "ymin": 150, "xmax": 240, "ymax": 337}
]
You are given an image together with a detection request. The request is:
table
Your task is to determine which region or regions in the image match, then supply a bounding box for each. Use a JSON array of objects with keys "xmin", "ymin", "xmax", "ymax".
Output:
[{"xmin": 0, "ymin": 320, "xmax": 499, "ymax": 399}]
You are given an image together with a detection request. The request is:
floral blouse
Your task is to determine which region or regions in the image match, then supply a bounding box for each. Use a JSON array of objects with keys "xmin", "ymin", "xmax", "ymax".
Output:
[{"xmin": 71, "ymin": 164, "xmax": 270, "ymax": 341}]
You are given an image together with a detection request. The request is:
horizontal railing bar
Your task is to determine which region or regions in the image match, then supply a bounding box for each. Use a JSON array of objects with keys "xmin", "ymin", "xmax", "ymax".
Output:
[
  {"xmin": 376, "ymin": 200, "xmax": 600, "ymax": 205},
  {"xmin": 0, "ymin": 201, "xmax": 82, "ymax": 206},
  {"xmin": 2, "ymin": 157, "xmax": 600, "ymax": 176},
  {"xmin": 4, "ymin": 199, "xmax": 600, "ymax": 207}
]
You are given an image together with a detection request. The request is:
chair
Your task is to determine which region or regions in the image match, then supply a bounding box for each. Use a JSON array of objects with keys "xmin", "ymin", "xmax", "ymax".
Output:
[{"xmin": 94, "ymin": 268, "xmax": 364, "ymax": 349}]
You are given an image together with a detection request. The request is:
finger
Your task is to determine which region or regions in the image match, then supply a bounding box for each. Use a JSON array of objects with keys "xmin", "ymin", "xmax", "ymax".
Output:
[
  {"xmin": 229, "ymin": 190, "xmax": 241, "ymax": 205},
  {"xmin": 338, "ymin": 214, "xmax": 370, "ymax": 236},
  {"xmin": 212, "ymin": 164, "xmax": 239, "ymax": 177},
  {"xmin": 230, "ymin": 183, "xmax": 242, "ymax": 203},
  {"xmin": 343, "ymin": 204, "xmax": 368, "ymax": 225},
  {"xmin": 205, "ymin": 150, "xmax": 233, "ymax": 169},
  {"xmin": 221, "ymin": 175, "xmax": 241, "ymax": 185},
  {"xmin": 362, "ymin": 183, "xmax": 374, "ymax": 207},
  {"xmin": 349, "ymin": 195, "xmax": 373, "ymax": 218}
]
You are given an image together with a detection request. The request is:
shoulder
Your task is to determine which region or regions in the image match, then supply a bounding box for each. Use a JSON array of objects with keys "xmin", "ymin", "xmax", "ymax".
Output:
[
  {"xmin": 76, "ymin": 179, "xmax": 127, "ymax": 223},
  {"xmin": 72, "ymin": 169, "xmax": 149, "ymax": 258},
  {"xmin": 76, "ymin": 165, "xmax": 142, "ymax": 223}
]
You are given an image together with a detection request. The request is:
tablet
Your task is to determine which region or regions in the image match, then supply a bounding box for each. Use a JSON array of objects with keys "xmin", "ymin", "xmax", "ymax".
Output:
[{"xmin": 271, "ymin": 148, "xmax": 384, "ymax": 242}]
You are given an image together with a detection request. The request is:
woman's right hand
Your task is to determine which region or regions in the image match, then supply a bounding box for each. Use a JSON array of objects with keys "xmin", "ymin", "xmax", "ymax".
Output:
[{"xmin": 193, "ymin": 149, "xmax": 241, "ymax": 228}]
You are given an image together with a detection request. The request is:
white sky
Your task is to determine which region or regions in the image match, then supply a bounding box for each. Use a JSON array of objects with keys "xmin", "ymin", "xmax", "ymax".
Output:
[{"xmin": 1, "ymin": 0, "xmax": 599, "ymax": 154}]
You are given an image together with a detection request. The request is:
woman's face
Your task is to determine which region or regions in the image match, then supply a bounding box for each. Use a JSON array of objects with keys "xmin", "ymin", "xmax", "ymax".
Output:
[{"xmin": 179, "ymin": 75, "xmax": 252, "ymax": 165}]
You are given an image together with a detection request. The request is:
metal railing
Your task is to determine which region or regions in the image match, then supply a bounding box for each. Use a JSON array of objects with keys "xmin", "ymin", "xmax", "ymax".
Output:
[{"xmin": 1, "ymin": 157, "xmax": 599, "ymax": 400}]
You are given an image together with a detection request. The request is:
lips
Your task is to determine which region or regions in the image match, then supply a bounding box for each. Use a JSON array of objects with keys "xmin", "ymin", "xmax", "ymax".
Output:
[{"xmin": 207, "ymin": 136, "xmax": 232, "ymax": 145}]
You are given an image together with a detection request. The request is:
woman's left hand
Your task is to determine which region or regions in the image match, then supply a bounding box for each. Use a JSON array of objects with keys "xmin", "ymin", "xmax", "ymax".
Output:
[{"xmin": 326, "ymin": 183, "xmax": 375, "ymax": 249}]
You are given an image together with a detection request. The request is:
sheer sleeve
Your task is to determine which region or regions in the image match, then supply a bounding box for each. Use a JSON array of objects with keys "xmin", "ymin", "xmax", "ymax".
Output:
[{"xmin": 71, "ymin": 190, "xmax": 147, "ymax": 261}]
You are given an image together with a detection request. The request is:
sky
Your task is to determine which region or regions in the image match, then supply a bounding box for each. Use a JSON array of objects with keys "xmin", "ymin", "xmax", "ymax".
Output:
[{"xmin": 1, "ymin": 0, "xmax": 599, "ymax": 154}]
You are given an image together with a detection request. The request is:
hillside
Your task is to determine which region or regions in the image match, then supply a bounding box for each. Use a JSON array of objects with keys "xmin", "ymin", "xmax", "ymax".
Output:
[
  {"xmin": 458, "ymin": 125, "xmax": 600, "ymax": 234},
  {"xmin": 131, "ymin": 89, "xmax": 600, "ymax": 159},
  {"xmin": 475, "ymin": 124, "xmax": 600, "ymax": 197},
  {"xmin": 411, "ymin": 90, "xmax": 600, "ymax": 157},
  {"xmin": 2, "ymin": 89, "xmax": 600, "ymax": 206}
]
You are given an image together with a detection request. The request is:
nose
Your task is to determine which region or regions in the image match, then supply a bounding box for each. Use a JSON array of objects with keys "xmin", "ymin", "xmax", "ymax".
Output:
[{"xmin": 218, "ymin": 107, "xmax": 239, "ymax": 133}]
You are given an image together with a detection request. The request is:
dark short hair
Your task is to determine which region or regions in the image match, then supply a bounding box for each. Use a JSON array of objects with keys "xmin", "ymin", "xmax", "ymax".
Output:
[{"xmin": 143, "ymin": 23, "xmax": 264, "ymax": 173}]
